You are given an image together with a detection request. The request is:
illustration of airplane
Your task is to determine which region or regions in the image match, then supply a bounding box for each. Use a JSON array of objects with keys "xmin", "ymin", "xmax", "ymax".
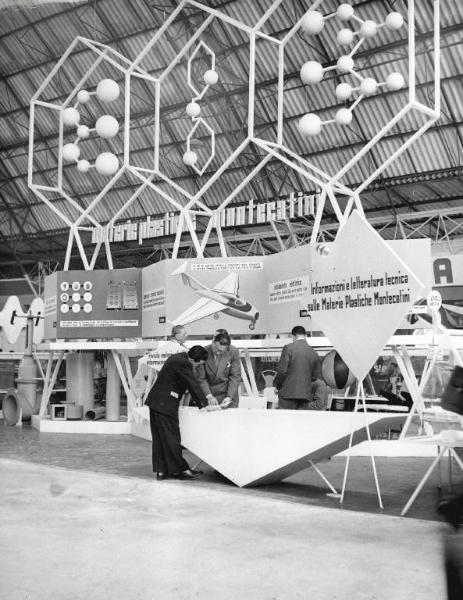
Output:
[
  {"xmin": 407, "ymin": 297, "xmax": 463, "ymax": 329},
  {"xmin": 170, "ymin": 262, "xmax": 259, "ymax": 329}
]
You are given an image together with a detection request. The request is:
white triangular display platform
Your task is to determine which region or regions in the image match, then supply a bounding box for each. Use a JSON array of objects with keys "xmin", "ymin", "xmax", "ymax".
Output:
[{"xmin": 178, "ymin": 408, "xmax": 405, "ymax": 487}]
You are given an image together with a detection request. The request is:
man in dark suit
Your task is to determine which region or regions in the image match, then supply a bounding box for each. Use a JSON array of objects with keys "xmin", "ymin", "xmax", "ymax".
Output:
[
  {"xmin": 145, "ymin": 345, "xmax": 212, "ymax": 480},
  {"xmin": 196, "ymin": 331, "xmax": 241, "ymax": 408},
  {"xmin": 274, "ymin": 325, "xmax": 321, "ymax": 410}
]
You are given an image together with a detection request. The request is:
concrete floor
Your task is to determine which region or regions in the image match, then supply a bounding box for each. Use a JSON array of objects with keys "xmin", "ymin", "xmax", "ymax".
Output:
[{"xmin": 1, "ymin": 421, "xmax": 461, "ymax": 599}]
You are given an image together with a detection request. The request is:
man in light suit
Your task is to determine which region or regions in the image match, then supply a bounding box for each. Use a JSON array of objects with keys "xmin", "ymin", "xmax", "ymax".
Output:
[
  {"xmin": 196, "ymin": 331, "xmax": 241, "ymax": 408},
  {"xmin": 145, "ymin": 345, "xmax": 213, "ymax": 481},
  {"xmin": 274, "ymin": 325, "xmax": 321, "ymax": 410}
]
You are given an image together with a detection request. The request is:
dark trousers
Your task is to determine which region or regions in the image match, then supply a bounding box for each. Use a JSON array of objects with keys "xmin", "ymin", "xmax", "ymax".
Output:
[
  {"xmin": 277, "ymin": 397, "xmax": 309, "ymax": 410},
  {"xmin": 149, "ymin": 409, "xmax": 189, "ymax": 475}
]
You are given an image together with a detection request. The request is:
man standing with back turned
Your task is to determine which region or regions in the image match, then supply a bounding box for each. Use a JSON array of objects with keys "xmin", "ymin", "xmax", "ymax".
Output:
[{"xmin": 274, "ymin": 325, "xmax": 321, "ymax": 410}]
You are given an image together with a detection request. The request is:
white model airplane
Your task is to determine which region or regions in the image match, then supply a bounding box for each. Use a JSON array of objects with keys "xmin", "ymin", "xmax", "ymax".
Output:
[{"xmin": 170, "ymin": 262, "xmax": 259, "ymax": 329}]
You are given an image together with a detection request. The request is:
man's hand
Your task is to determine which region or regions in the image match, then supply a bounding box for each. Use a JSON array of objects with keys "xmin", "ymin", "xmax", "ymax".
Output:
[
  {"xmin": 220, "ymin": 397, "xmax": 232, "ymax": 408},
  {"xmin": 206, "ymin": 394, "xmax": 219, "ymax": 406}
]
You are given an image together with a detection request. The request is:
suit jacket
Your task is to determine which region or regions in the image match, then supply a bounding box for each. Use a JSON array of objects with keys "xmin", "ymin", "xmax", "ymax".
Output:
[
  {"xmin": 274, "ymin": 338, "xmax": 321, "ymax": 401},
  {"xmin": 145, "ymin": 352, "xmax": 208, "ymax": 416},
  {"xmin": 196, "ymin": 344, "xmax": 241, "ymax": 403}
]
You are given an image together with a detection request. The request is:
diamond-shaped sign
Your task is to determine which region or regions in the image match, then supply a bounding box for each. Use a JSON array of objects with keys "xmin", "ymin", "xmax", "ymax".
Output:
[{"xmin": 301, "ymin": 212, "xmax": 424, "ymax": 381}]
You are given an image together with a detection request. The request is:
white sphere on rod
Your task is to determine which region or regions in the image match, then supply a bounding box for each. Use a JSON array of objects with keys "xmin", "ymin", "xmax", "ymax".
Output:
[
  {"xmin": 62, "ymin": 107, "xmax": 80, "ymax": 127},
  {"xmin": 203, "ymin": 69, "xmax": 218, "ymax": 85},
  {"xmin": 360, "ymin": 77, "xmax": 377, "ymax": 96},
  {"xmin": 337, "ymin": 28, "xmax": 354, "ymax": 46},
  {"xmin": 300, "ymin": 61, "xmax": 324, "ymax": 85},
  {"xmin": 183, "ymin": 150, "xmax": 198, "ymax": 166},
  {"xmin": 300, "ymin": 10, "xmax": 324, "ymax": 35},
  {"xmin": 298, "ymin": 113, "xmax": 322, "ymax": 137},
  {"xmin": 337, "ymin": 55, "xmax": 354, "ymax": 73},
  {"xmin": 386, "ymin": 72, "xmax": 405, "ymax": 91},
  {"xmin": 95, "ymin": 152, "xmax": 119, "ymax": 176},
  {"xmin": 77, "ymin": 125, "xmax": 90, "ymax": 139},
  {"xmin": 186, "ymin": 101, "xmax": 201, "ymax": 118},
  {"xmin": 335, "ymin": 108, "xmax": 353, "ymax": 125},
  {"xmin": 96, "ymin": 79, "xmax": 120, "ymax": 102},
  {"xmin": 337, "ymin": 4, "xmax": 354, "ymax": 21},
  {"xmin": 62, "ymin": 143, "xmax": 80, "ymax": 162},
  {"xmin": 335, "ymin": 82, "xmax": 352, "ymax": 101},
  {"xmin": 360, "ymin": 20, "xmax": 378, "ymax": 38},
  {"xmin": 385, "ymin": 12, "xmax": 404, "ymax": 30},
  {"xmin": 95, "ymin": 115, "xmax": 119, "ymax": 139},
  {"xmin": 77, "ymin": 159, "xmax": 91, "ymax": 173},
  {"xmin": 77, "ymin": 89, "xmax": 90, "ymax": 104}
]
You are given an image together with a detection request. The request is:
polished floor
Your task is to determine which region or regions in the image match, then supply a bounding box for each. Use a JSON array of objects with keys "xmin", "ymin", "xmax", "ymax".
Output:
[{"xmin": 1, "ymin": 420, "xmax": 462, "ymax": 599}]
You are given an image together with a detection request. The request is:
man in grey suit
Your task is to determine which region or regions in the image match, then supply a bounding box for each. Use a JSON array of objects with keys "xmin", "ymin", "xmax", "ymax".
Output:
[
  {"xmin": 196, "ymin": 331, "xmax": 241, "ymax": 408},
  {"xmin": 274, "ymin": 325, "xmax": 321, "ymax": 410}
]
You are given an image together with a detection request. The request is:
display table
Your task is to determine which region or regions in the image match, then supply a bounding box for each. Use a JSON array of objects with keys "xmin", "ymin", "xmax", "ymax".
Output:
[{"xmin": 132, "ymin": 406, "xmax": 406, "ymax": 487}]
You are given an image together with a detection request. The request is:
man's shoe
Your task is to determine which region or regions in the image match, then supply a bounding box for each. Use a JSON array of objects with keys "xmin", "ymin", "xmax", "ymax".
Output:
[
  {"xmin": 174, "ymin": 469, "xmax": 202, "ymax": 480},
  {"xmin": 156, "ymin": 472, "xmax": 168, "ymax": 480}
]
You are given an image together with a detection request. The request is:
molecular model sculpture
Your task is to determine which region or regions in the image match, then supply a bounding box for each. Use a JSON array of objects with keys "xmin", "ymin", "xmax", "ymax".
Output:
[{"xmin": 28, "ymin": 0, "xmax": 440, "ymax": 270}]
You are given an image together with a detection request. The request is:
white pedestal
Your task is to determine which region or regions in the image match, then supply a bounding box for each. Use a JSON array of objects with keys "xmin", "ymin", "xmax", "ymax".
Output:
[{"xmin": 31, "ymin": 415, "xmax": 131, "ymax": 434}]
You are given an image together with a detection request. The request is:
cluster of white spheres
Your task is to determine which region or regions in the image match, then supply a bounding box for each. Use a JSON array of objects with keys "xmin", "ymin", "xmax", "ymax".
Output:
[
  {"xmin": 183, "ymin": 150, "xmax": 198, "ymax": 166},
  {"xmin": 95, "ymin": 114, "xmax": 119, "ymax": 139},
  {"xmin": 300, "ymin": 61, "xmax": 324, "ymax": 85},
  {"xmin": 186, "ymin": 101, "xmax": 201, "ymax": 118},
  {"xmin": 95, "ymin": 152, "xmax": 119, "ymax": 176},
  {"xmin": 298, "ymin": 113, "xmax": 322, "ymax": 137}
]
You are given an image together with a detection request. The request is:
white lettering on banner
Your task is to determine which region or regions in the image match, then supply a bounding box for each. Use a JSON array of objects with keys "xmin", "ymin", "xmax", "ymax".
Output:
[
  {"xmin": 143, "ymin": 288, "xmax": 165, "ymax": 310},
  {"xmin": 90, "ymin": 192, "xmax": 319, "ymax": 245},
  {"xmin": 269, "ymin": 277, "xmax": 309, "ymax": 304},
  {"xmin": 191, "ymin": 262, "xmax": 263, "ymax": 271},
  {"xmin": 60, "ymin": 320, "xmax": 139, "ymax": 327}
]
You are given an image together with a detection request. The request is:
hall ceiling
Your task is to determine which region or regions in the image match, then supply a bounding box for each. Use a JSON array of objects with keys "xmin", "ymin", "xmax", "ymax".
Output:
[{"xmin": 0, "ymin": 0, "xmax": 462, "ymax": 280}]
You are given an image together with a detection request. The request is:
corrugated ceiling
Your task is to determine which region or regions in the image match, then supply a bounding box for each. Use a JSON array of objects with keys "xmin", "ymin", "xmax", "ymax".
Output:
[{"xmin": 0, "ymin": 0, "xmax": 462, "ymax": 276}]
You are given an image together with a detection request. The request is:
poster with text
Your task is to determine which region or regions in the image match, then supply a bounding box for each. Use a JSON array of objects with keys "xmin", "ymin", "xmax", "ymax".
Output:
[
  {"xmin": 162, "ymin": 256, "xmax": 268, "ymax": 336},
  {"xmin": 44, "ymin": 268, "xmax": 142, "ymax": 339}
]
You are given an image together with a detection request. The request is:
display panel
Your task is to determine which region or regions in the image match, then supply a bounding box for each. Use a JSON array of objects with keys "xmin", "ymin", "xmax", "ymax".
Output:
[{"xmin": 44, "ymin": 268, "xmax": 142, "ymax": 339}]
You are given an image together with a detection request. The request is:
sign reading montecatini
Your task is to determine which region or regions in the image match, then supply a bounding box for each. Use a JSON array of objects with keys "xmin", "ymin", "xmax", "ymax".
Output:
[{"xmin": 90, "ymin": 192, "xmax": 319, "ymax": 245}]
